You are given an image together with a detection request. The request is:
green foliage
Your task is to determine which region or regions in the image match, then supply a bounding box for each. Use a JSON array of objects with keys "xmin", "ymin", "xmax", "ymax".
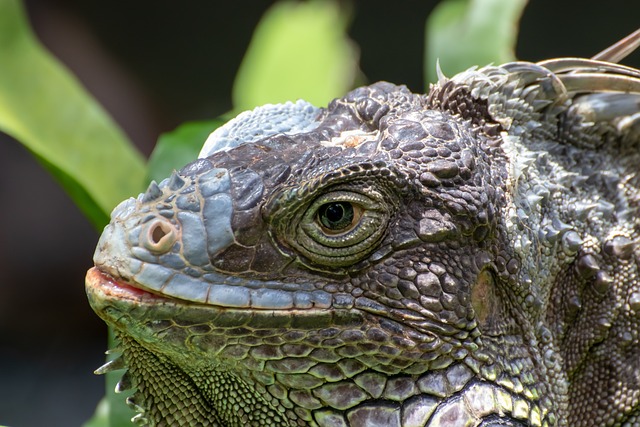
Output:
[
  {"xmin": 232, "ymin": 0, "xmax": 359, "ymax": 110},
  {"xmin": 0, "ymin": 0, "xmax": 527, "ymax": 425},
  {"xmin": 81, "ymin": 397, "xmax": 109, "ymax": 427},
  {"xmin": 425, "ymin": 0, "xmax": 527, "ymax": 84},
  {"xmin": 146, "ymin": 119, "xmax": 227, "ymax": 183},
  {"xmin": 0, "ymin": 0, "xmax": 146, "ymax": 229}
]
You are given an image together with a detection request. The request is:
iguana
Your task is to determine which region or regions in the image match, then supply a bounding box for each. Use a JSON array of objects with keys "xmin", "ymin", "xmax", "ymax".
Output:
[{"xmin": 86, "ymin": 30, "xmax": 640, "ymax": 426}]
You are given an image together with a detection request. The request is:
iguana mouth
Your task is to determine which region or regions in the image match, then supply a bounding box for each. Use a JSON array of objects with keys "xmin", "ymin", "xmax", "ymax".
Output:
[
  {"xmin": 87, "ymin": 266, "xmax": 350, "ymax": 311},
  {"xmin": 87, "ymin": 267, "xmax": 176, "ymax": 304}
]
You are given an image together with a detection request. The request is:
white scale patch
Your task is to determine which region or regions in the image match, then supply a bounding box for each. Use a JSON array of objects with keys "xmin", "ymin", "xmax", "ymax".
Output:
[{"xmin": 319, "ymin": 129, "xmax": 380, "ymax": 149}]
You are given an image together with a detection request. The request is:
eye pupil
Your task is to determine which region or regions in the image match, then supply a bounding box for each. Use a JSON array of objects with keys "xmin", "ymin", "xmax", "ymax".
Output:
[
  {"xmin": 319, "ymin": 202, "xmax": 354, "ymax": 231},
  {"xmin": 325, "ymin": 203, "xmax": 346, "ymax": 222}
]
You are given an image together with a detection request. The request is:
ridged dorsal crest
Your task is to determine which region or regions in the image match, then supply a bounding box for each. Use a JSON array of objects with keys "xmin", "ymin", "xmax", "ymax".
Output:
[{"xmin": 427, "ymin": 29, "xmax": 640, "ymax": 148}]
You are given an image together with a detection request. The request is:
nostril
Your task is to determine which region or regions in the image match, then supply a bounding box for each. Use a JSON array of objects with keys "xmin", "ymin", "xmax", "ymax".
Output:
[
  {"xmin": 144, "ymin": 220, "xmax": 177, "ymax": 253},
  {"xmin": 151, "ymin": 223, "xmax": 168, "ymax": 244}
]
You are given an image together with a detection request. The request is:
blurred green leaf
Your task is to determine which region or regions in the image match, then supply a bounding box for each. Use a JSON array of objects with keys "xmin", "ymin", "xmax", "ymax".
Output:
[
  {"xmin": 147, "ymin": 119, "xmax": 226, "ymax": 183},
  {"xmin": 233, "ymin": 0, "xmax": 359, "ymax": 110},
  {"xmin": 81, "ymin": 396, "xmax": 109, "ymax": 427},
  {"xmin": 425, "ymin": 0, "xmax": 528, "ymax": 85},
  {"xmin": 0, "ymin": 0, "xmax": 146, "ymax": 228}
]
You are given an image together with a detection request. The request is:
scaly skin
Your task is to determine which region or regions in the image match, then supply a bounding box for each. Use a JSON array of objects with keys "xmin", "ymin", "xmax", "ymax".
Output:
[{"xmin": 86, "ymin": 37, "xmax": 640, "ymax": 426}]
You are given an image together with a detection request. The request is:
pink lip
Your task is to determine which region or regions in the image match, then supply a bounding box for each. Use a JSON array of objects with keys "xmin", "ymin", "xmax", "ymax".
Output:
[{"xmin": 86, "ymin": 267, "xmax": 167, "ymax": 302}]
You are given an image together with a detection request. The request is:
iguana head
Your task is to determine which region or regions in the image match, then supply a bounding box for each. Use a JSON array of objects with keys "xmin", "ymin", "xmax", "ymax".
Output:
[
  {"xmin": 87, "ymin": 48, "xmax": 640, "ymax": 425},
  {"xmin": 92, "ymin": 82, "xmax": 507, "ymax": 317}
]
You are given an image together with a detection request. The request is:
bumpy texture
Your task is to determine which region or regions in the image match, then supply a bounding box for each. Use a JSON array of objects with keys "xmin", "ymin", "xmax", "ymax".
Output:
[{"xmin": 87, "ymin": 39, "xmax": 640, "ymax": 426}]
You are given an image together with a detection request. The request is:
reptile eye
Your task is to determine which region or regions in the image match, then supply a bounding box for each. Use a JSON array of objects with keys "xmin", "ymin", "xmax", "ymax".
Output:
[
  {"xmin": 283, "ymin": 189, "xmax": 392, "ymax": 267},
  {"xmin": 317, "ymin": 202, "xmax": 361, "ymax": 234}
]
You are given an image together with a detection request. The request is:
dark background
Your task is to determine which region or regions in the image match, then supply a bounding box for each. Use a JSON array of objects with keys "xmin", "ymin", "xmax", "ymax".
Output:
[{"xmin": 0, "ymin": 1, "xmax": 638, "ymax": 425}]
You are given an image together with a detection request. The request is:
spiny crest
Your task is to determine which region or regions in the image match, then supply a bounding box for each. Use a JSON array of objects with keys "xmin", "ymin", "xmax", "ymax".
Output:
[
  {"xmin": 428, "ymin": 28, "xmax": 640, "ymax": 147},
  {"xmin": 94, "ymin": 355, "xmax": 126, "ymax": 375},
  {"xmin": 168, "ymin": 171, "xmax": 185, "ymax": 191},
  {"xmin": 141, "ymin": 180, "xmax": 162, "ymax": 203}
]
